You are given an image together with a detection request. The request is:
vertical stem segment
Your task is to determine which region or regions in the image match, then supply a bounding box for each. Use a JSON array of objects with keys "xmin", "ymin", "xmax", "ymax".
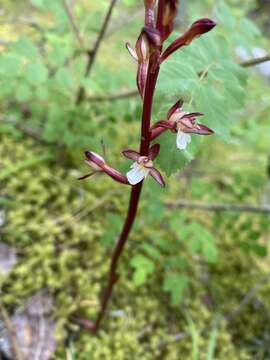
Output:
[
  {"xmin": 76, "ymin": 0, "xmax": 118, "ymax": 104},
  {"xmin": 93, "ymin": 183, "xmax": 142, "ymax": 332},
  {"xmin": 91, "ymin": 0, "xmax": 165, "ymax": 334},
  {"xmin": 92, "ymin": 54, "xmax": 160, "ymax": 335}
]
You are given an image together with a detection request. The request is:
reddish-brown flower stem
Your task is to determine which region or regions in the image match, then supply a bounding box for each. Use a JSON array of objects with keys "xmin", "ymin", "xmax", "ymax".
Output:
[
  {"xmin": 92, "ymin": 182, "xmax": 142, "ymax": 333},
  {"xmin": 91, "ymin": 40, "xmax": 160, "ymax": 336}
]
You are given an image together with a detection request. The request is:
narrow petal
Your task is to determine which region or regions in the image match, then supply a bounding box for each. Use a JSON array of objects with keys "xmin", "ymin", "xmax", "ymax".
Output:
[
  {"xmin": 161, "ymin": 19, "xmax": 216, "ymax": 62},
  {"xmin": 152, "ymin": 120, "xmax": 175, "ymax": 130},
  {"xmin": 160, "ymin": 0, "xmax": 179, "ymax": 41},
  {"xmin": 127, "ymin": 163, "xmax": 148, "ymax": 185},
  {"xmin": 149, "ymin": 167, "xmax": 165, "ymax": 187},
  {"xmin": 167, "ymin": 99, "xmax": 183, "ymax": 119},
  {"xmin": 126, "ymin": 43, "xmax": 138, "ymax": 61},
  {"xmin": 135, "ymin": 33, "xmax": 149, "ymax": 62},
  {"xmin": 78, "ymin": 171, "xmax": 96, "ymax": 180},
  {"xmin": 182, "ymin": 112, "xmax": 204, "ymax": 119},
  {"xmin": 176, "ymin": 130, "xmax": 191, "ymax": 150},
  {"xmin": 148, "ymin": 143, "xmax": 160, "ymax": 160},
  {"xmin": 190, "ymin": 123, "xmax": 214, "ymax": 135},
  {"xmin": 137, "ymin": 61, "xmax": 148, "ymax": 97},
  {"xmin": 122, "ymin": 149, "xmax": 140, "ymax": 161}
]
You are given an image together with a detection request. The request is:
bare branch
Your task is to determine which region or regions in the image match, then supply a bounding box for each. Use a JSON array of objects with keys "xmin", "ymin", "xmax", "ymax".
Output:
[
  {"xmin": 62, "ymin": 0, "xmax": 85, "ymax": 49},
  {"xmin": 240, "ymin": 54, "xmax": 270, "ymax": 68},
  {"xmin": 157, "ymin": 271, "xmax": 270, "ymax": 349},
  {"xmin": 86, "ymin": 53, "xmax": 270, "ymax": 104},
  {"xmin": 87, "ymin": 89, "xmax": 138, "ymax": 102},
  {"xmin": 76, "ymin": 0, "xmax": 118, "ymax": 104},
  {"xmin": 166, "ymin": 200, "xmax": 270, "ymax": 215},
  {"xmin": 225, "ymin": 271, "xmax": 270, "ymax": 321}
]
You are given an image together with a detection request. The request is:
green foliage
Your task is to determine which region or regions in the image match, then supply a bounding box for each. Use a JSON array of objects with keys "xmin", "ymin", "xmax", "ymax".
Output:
[
  {"xmin": 131, "ymin": 255, "xmax": 155, "ymax": 286},
  {"xmin": 0, "ymin": 1, "xmax": 138, "ymax": 153},
  {"xmin": 163, "ymin": 272, "xmax": 188, "ymax": 306},
  {"xmin": 156, "ymin": 2, "xmax": 255, "ymax": 175},
  {"xmin": 1, "ymin": 0, "xmax": 270, "ymax": 358}
]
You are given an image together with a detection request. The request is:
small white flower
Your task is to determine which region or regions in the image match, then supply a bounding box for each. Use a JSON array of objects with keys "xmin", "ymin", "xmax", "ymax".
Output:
[
  {"xmin": 123, "ymin": 145, "xmax": 165, "ymax": 187},
  {"xmin": 176, "ymin": 130, "xmax": 191, "ymax": 150},
  {"xmin": 127, "ymin": 162, "xmax": 150, "ymax": 185}
]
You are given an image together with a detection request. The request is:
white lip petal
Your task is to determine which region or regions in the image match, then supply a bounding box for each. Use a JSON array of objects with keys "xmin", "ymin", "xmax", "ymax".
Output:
[
  {"xmin": 127, "ymin": 163, "xmax": 149, "ymax": 185},
  {"xmin": 176, "ymin": 130, "xmax": 191, "ymax": 150}
]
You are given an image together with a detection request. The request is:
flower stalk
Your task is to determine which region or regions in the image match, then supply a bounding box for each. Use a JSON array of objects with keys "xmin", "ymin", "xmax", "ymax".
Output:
[{"xmin": 77, "ymin": 0, "xmax": 216, "ymax": 333}]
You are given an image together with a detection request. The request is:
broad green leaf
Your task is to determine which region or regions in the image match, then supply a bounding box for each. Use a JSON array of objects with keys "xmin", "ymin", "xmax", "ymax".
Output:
[
  {"xmin": 44, "ymin": 103, "xmax": 67, "ymax": 142},
  {"xmin": 163, "ymin": 273, "xmax": 188, "ymax": 306},
  {"xmin": 131, "ymin": 255, "xmax": 155, "ymax": 286},
  {"xmin": 141, "ymin": 244, "xmax": 161, "ymax": 260},
  {"xmin": 54, "ymin": 68, "xmax": 74, "ymax": 90},
  {"xmin": 202, "ymin": 241, "xmax": 218, "ymax": 264},
  {"xmin": 156, "ymin": 132, "xmax": 201, "ymax": 176},
  {"xmin": 0, "ymin": 54, "xmax": 22, "ymax": 77},
  {"xmin": 10, "ymin": 37, "xmax": 40, "ymax": 61},
  {"xmin": 25, "ymin": 61, "xmax": 48, "ymax": 85},
  {"xmin": 15, "ymin": 83, "xmax": 32, "ymax": 102}
]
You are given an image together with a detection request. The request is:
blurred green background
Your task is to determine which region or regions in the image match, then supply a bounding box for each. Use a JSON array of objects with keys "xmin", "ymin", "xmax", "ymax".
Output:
[{"xmin": 0, "ymin": 0, "xmax": 270, "ymax": 359}]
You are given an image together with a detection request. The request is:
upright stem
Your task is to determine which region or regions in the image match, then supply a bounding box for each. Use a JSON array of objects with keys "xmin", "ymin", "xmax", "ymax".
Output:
[
  {"xmin": 76, "ymin": 0, "xmax": 118, "ymax": 104},
  {"xmin": 93, "ymin": 183, "xmax": 142, "ymax": 332},
  {"xmin": 92, "ymin": 53, "xmax": 160, "ymax": 335}
]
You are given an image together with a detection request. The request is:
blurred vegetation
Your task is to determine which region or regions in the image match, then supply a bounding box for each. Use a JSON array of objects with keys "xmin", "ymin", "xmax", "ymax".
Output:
[{"xmin": 0, "ymin": 0, "xmax": 270, "ymax": 359}]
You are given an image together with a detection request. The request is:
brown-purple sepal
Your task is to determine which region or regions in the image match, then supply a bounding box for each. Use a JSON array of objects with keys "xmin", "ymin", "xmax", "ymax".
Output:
[
  {"xmin": 160, "ymin": 0, "xmax": 179, "ymax": 41},
  {"xmin": 149, "ymin": 167, "xmax": 165, "ymax": 187},
  {"xmin": 80, "ymin": 151, "xmax": 129, "ymax": 185}
]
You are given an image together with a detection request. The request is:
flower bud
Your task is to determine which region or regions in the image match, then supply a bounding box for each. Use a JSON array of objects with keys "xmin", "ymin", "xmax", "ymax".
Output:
[{"xmin": 161, "ymin": 18, "xmax": 216, "ymax": 62}]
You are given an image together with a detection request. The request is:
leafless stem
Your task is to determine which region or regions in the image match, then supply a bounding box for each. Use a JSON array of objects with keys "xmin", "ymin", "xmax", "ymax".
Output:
[
  {"xmin": 62, "ymin": 0, "xmax": 85, "ymax": 49},
  {"xmin": 225, "ymin": 271, "xmax": 270, "ymax": 321},
  {"xmin": 240, "ymin": 54, "xmax": 270, "ymax": 68},
  {"xmin": 86, "ymin": 53, "xmax": 270, "ymax": 104},
  {"xmin": 157, "ymin": 271, "xmax": 270, "ymax": 348},
  {"xmin": 87, "ymin": 89, "xmax": 138, "ymax": 102},
  {"xmin": 167, "ymin": 200, "xmax": 270, "ymax": 214},
  {"xmin": 0, "ymin": 302, "xmax": 23, "ymax": 360},
  {"xmin": 76, "ymin": 0, "xmax": 118, "ymax": 104}
]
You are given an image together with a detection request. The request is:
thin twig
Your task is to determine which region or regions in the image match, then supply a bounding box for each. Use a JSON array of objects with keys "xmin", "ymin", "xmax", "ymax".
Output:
[
  {"xmin": 76, "ymin": 0, "xmax": 118, "ymax": 104},
  {"xmin": 62, "ymin": 0, "xmax": 85, "ymax": 49},
  {"xmin": 157, "ymin": 272, "xmax": 270, "ymax": 348},
  {"xmin": 240, "ymin": 54, "xmax": 270, "ymax": 68},
  {"xmin": 86, "ymin": 53, "xmax": 270, "ymax": 104},
  {"xmin": 166, "ymin": 200, "xmax": 270, "ymax": 214},
  {"xmin": 225, "ymin": 271, "xmax": 270, "ymax": 321},
  {"xmin": 0, "ymin": 302, "xmax": 23, "ymax": 360},
  {"xmin": 87, "ymin": 89, "xmax": 138, "ymax": 102}
]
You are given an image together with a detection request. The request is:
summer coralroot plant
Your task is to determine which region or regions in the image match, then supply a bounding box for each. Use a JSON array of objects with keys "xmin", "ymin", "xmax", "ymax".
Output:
[{"xmin": 78, "ymin": 0, "xmax": 216, "ymax": 333}]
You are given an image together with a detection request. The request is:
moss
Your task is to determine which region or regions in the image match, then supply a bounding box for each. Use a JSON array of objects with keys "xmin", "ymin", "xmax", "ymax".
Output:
[{"xmin": 0, "ymin": 134, "xmax": 269, "ymax": 359}]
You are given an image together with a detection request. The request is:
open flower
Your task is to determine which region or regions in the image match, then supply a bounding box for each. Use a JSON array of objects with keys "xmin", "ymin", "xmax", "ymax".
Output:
[
  {"xmin": 123, "ymin": 144, "xmax": 165, "ymax": 186},
  {"xmin": 79, "ymin": 151, "xmax": 129, "ymax": 185},
  {"xmin": 151, "ymin": 100, "xmax": 214, "ymax": 150}
]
